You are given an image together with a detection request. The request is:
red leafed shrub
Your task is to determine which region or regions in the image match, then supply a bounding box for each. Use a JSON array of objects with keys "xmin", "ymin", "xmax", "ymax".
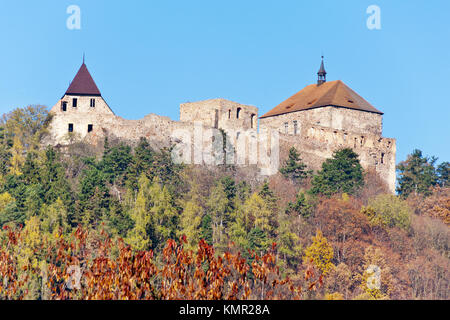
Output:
[{"xmin": 0, "ymin": 226, "xmax": 317, "ymax": 300}]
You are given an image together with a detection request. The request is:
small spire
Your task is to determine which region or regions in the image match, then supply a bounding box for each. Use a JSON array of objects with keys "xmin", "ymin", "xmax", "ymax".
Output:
[
  {"xmin": 83, "ymin": 53, "xmax": 85, "ymax": 64},
  {"xmin": 317, "ymin": 56, "xmax": 327, "ymax": 85}
]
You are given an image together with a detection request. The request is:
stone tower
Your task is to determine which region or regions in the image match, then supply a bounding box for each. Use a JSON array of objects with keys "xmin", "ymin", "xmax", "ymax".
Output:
[
  {"xmin": 48, "ymin": 61, "xmax": 114, "ymax": 142},
  {"xmin": 259, "ymin": 58, "xmax": 397, "ymax": 192}
]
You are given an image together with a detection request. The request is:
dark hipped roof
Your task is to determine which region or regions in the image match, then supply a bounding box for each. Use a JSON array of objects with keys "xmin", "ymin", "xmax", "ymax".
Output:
[
  {"xmin": 65, "ymin": 63, "xmax": 101, "ymax": 96},
  {"xmin": 260, "ymin": 80, "xmax": 383, "ymax": 119}
]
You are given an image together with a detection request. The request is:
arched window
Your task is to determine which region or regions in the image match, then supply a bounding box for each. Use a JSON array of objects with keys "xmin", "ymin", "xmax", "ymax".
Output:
[
  {"xmin": 251, "ymin": 114, "xmax": 256, "ymax": 129},
  {"xmin": 237, "ymin": 107, "xmax": 242, "ymax": 119},
  {"xmin": 228, "ymin": 109, "xmax": 231, "ymax": 119}
]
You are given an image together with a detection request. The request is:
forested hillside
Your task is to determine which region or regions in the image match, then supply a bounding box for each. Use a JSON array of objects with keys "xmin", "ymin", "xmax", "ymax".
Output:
[{"xmin": 0, "ymin": 106, "xmax": 448, "ymax": 300}]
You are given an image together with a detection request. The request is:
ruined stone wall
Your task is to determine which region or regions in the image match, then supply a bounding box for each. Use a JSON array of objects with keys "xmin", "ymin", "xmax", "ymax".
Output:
[
  {"xmin": 276, "ymin": 124, "xmax": 396, "ymax": 192},
  {"xmin": 180, "ymin": 99, "xmax": 258, "ymax": 131},
  {"xmin": 260, "ymin": 106, "xmax": 382, "ymax": 136},
  {"xmin": 46, "ymin": 97, "xmax": 395, "ymax": 192}
]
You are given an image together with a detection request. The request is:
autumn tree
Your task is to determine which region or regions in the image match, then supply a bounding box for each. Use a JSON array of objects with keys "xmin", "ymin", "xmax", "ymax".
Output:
[
  {"xmin": 362, "ymin": 194, "xmax": 412, "ymax": 231},
  {"xmin": 177, "ymin": 183, "xmax": 203, "ymax": 250},
  {"xmin": 303, "ymin": 230, "xmax": 334, "ymax": 276}
]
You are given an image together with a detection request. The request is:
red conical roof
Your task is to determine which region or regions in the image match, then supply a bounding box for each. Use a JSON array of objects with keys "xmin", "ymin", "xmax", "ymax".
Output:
[{"xmin": 65, "ymin": 63, "xmax": 101, "ymax": 96}]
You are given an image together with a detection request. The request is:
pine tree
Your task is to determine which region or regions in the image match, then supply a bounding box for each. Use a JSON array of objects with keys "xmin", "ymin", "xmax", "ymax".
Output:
[
  {"xmin": 436, "ymin": 162, "xmax": 449, "ymax": 188},
  {"xmin": 285, "ymin": 191, "xmax": 314, "ymax": 219},
  {"xmin": 397, "ymin": 149, "xmax": 438, "ymax": 197},
  {"xmin": 310, "ymin": 148, "xmax": 364, "ymax": 196},
  {"xmin": 279, "ymin": 147, "xmax": 311, "ymax": 183}
]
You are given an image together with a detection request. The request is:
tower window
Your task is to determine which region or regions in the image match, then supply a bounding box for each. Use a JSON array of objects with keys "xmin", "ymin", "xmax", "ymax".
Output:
[
  {"xmin": 251, "ymin": 114, "xmax": 256, "ymax": 129},
  {"xmin": 293, "ymin": 120, "xmax": 298, "ymax": 135},
  {"xmin": 381, "ymin": 153, "xmax": 385, "ymax": 164},
  {"xmin": 228, "ymin": 109, "xmax": 231, "ymax": 119},
  {"xmin": 237, "ymin": 107, "xmax": 242, "ymax": 119},
  {"xmin": 214, "ymin": 109, "xmax": 219, "ymax": 129},
  {"xmin": 61, "ymin": 101, "xmax": 67, "ymax": 112},
  {"xmin": 68, "ymin": 123, "xmax": 74, "ymax": 133},
  {"xmin": 72, "ymin": 98, "xmax": 77, "ymax": 108},
  {"xmin": 88, "ymin": 124, "xmax": 93, "ymax": 133},
  {"xmin": 90, "ymin": 99, "xmax": 95, "ymax": 108}
]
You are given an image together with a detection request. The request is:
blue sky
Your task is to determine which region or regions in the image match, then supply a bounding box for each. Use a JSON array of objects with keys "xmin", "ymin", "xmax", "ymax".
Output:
[{"xmin": 0, "ymin": 0, "xmax": 449, "ymax": 164}]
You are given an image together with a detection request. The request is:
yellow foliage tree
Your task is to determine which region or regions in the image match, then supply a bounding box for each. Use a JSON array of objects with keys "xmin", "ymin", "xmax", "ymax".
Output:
[
  {"xmin": 9, "ymin": 135, "xmax": 24, "ymax": 176},
  {"xmin": 177, "ymin": 183, "xmax": 203, "ymax": 250},
  {"xmin": 0, "ymin": 192, "xmax": 14, "ymax": 212},
  {"xmin": 303, "ymin": 229, "xmax": 334, "ymax": 276},
  {"xmin": 357, "ymin": 246, "xmax": 392, "ymax": 300}
]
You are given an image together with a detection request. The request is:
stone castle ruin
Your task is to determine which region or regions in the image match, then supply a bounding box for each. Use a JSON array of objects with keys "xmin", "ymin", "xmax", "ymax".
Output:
[{"xmin": 46, "ymin": 57, "xmax": 396, "ymax": 192}]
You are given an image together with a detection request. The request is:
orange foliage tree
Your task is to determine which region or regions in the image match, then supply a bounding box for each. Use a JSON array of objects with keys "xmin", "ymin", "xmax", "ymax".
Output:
[{"xmin": 0, "ymin": 226, "xmax": 321, "ymax": 300}]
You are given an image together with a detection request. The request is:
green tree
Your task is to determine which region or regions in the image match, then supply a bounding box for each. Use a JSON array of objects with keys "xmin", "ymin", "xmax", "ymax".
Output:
[
  {"xmin": 0, "ymin": 126, "xmax": 12, "ymax": 176},
  {"xmin": 436, "ymin": 162, "xmax": 449, "ymax": 188},
  {"xmin": 147, "ymin": 177, "xmax": 178, "ymax": 250},
  {"xmin": 276, "ymin": 214, "xmax": 303, "ymax": 271},
  {"xmin": 310, "ymin": 148, "xmax": 364, "ymax": 196},
  {"xmin": 77, "ymin": 162, "xmax": 110, "ymax": 226},
  {"xmin": 396, "ymin": 149, "xmax": 438, "ymax": 197},
  {"xmin": 206, "ymin": 182, "xmax": 229, "ymax": 248},
  {"xmin": 40, "ymin": 198, "xmax": 70, "ymax": 234},
  {"xmin": 200, "ymin": 214, "xmax": 213, "ymax": 245},
  {"xmin": 126, "ymin": 138, "xmax": 155, "ymax": 190},
  {"xmin": 1, "ymin": 105, "xmax": 50, "ymax": 152},
  {"xmin": 285, "ymin": 191, "xmax": 314, "ymax": 219},
  {"xmin": 279, "ymin": 147, "xmax": 311, "ymax": 183},
  {"xmin": 248, "ymin": 227, "xmax": 269, "ymax": 254},
  {"xmin": 258, "ymin": 181, "xmax": 278, "ymax": 213},
  {"xmin": 100, "ymin": 143, "xmax": 133, "ymax": 185}
]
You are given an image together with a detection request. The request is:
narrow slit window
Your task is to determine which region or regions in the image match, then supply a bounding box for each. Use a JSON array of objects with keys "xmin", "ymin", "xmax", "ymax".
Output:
[
  {"xmin": 251, "ymin": 114, "xmax": 256, "ymax": 129},
  {"xmin": 90, "ymin": 98, "xmax": 95, "ymax": 108},
  {"xmin": 61, "ymin": 101, "xmax": 67, "ymax": 112},
  {"xmin": 228, "ymin": 110, "xmax": 231, "ymax": 119},
  {"xmin": 88, "ymin": 124, "xmax": 93, "ymax": 133},
  {"xmin": 214, "ymin": 109, "xmax": 219, "ymax": 129},
  {"xmin": 237, "ymin": 108, "xmax": 242, "ymax": 119},
  {"xmin": 381, "ymin": 153, "xmax": 385, "ymax": 164},
  {"xmin": 72, "ymin": 98, "xmax": 77, "ymax": 108},
  {"xmin": 68, "ymin": 123, "xmax": 74, "ymax": 133}
]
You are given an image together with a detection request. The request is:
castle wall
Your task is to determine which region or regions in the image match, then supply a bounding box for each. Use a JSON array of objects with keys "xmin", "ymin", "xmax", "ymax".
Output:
[
  {"xmin": 180, "ymin": 99, "xmax": 258, "ymax": 131},
  {"xmin": 260, "ymin": 106, "xmax": 382, "ymax": 136},
  {"xmin": 276, "ymin": 124, "xmax": 396, "ymax": 192},
  {"xmin": 47, "ymin": 96, "xmax": 396, "ymax": 193}
]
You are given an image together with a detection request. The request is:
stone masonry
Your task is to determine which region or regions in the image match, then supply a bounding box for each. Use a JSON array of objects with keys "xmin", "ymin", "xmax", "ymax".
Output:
[{"xmin": 45, "ymin": 60, "xmax": 397, "ymax": 192}]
